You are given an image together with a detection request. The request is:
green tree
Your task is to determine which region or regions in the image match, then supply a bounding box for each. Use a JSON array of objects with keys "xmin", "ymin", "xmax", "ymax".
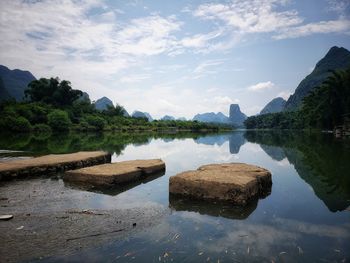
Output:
[
  {"xmin": 25, "ymin": 78, "xmax": 82, "ymax": 107},
  {"xmin": 103, "ymin": 104, "xmax": 127, "ymax": 117},
  {"xmin": 85, "ymin": 115, "xmax": 107, "ymax": 130},
  {"xmin": 48, "ymin": 110, "xmax": 71, "ymax": 131},
  {"xmin": 0, "ymin": 116, "xmax": 32, "ymax": 132}
]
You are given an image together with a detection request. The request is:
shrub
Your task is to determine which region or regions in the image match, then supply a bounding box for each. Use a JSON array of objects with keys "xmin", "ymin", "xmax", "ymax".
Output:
[
  {"xmin": 85, "ymin": 115, "xmax": 106, "ymax": 130},
  {"xmin": 0, "ymin": 116, "xmax": 32, "ymax": 132},
  {"xmin": 48, "ymin": 110, "xmax": 71, "ymax": 131},
  {"xmin": 33, "ymin": 123, "xmax": 52, "ymax": 133},
  {"xmin": 76, "ymin": 120, "xmax": 89, "ymax": 131}
]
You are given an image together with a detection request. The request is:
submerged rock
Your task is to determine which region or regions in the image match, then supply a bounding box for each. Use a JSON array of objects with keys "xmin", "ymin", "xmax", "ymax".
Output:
[
  {"xmin": 169, "ymin": 163, "xmax": 272, "ymax": 205},
  {"xmin": 64, "ymin": 159, "xmax": 165, "ymax": 186}
]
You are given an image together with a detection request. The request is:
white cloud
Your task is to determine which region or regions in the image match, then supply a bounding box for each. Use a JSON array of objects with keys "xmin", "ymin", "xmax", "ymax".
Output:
[
  {"xmin": 115, "ymin": 15, "xmax": 182, "ymax": 56},
  {"xmin": 193, "ymin": 59, "xmax": 225, "ymax": 74},
  {"xmin": 200, "ymin": 95, "xmax": 239, "ymax": 115},
  {"xmin": 248, "ymin": 81, "xmax": 275, "ymax": 91},
  {"xmin": 1, "ymin": 0, "xmax": 349, "ymax": 119},
  {"xmin": 327, "ymin": 0, "xmax": 350, "ymax": 14},
  {"xmin": 120, "ymin": 74, "xmax": 150, "ymax": 83},
  {"xmin": 191, "ymin": 0, "xmax": 350, "ymax": 48},
  {"xmin": 244, "ymin": 105, "xmax": 264, "ymax": 116},
  {"xmin": 213, "ymin": 96, "xmax": 237, "ymax": 105},
  {"xmin": 277, "ymin": 91, "xmax": 293, "ymax": 100},
  {"xmin": 194, "ymin": 0, "xmax": 302, "ymax": 33},
  {"xmin": 0, "ymin": 0, "xmax": 186, "ymax": 103},
  {"xmin": 180, "ymin": 30, "xmax": 223, "ymax": 48},
  {"xmin": 274, "ymin": 19, "xmax": 350, "ymax": 39}
]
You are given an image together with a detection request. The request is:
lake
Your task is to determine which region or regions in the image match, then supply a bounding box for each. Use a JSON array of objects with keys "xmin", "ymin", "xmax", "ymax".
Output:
[{"xmin": 0, "ymin": 131, "xmax": 349, "ymax": 262}]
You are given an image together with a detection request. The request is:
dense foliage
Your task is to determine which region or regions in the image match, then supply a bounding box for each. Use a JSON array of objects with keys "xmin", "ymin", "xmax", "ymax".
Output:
[
  {"xmin": 47, "ymin": 110, "xmax": 71, "ymax": 131},
  {"xmin": 25, "ymin": 78, "xmax": 82, "ymax": 107},
  {"xmin": 245, "ymin": 68, "xmax": 350, "ymax": 130},
  {"xmin": 0, "ymin": 77, "xmax": 229, "ymax": 133}
]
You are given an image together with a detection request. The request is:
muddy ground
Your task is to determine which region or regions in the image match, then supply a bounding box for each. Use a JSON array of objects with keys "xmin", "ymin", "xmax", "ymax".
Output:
[{"xmin": 0, "ymin": 176, "xmax": 167, "ymax": 263}]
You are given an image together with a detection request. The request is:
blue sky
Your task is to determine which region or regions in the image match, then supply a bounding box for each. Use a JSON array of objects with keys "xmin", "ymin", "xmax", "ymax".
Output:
[{"xmin": 0, "ymin": 0, "xmax": 349, "ymax": 118}]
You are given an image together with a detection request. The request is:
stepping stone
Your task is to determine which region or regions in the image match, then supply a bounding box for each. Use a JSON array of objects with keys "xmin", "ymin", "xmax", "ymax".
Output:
[
  {"xmin": 169, "ymin": 163, "xmax": 272, "ymax": 205},
  {"xmin": 0, "ymin": 151, "xmax": 111, "ymax": 180},
  {"xmin": 64, "ymin": 159, "xmax": 165, "ymax": 186}
]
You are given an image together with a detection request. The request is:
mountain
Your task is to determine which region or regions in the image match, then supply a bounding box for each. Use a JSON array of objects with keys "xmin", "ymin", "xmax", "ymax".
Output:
[
  {"xmin": 0, "ymin": 77, "xmax": 11, "ymax": 101},
  {"xmin": 132, "ymin": 111, "xmax": 153, "ymax": 121},
  {"xmin": 260, "ymin": 97, "xmax": 286, "ymax": 115},
  {"xmin": 77, "ymin": 92, "xmax": 91, "ymax": 103},
  {"xmin": 0, "ymin": 65, "xmax": 36, "ymax": 101},
  {"xmin": 95, "ymin": 96, "xmax": 113, "ymax": 110},
  {"xmin": 122, "ymin": 110, "xmax": 130, "ymax": 117},
  {"xmin": 177, "ymin": 117, "xmax": 187, "ymax": 121},
  {"xmin": 284, "ymin": 46, "xmax": 350, "ymax": 110},
  {"xmin": 229, "ymin": 104, "xmax": 247, "ymax": 127},
  {"xmin": 161, "ymin": 115, "xmax": 175, "ymax": 121},
  {"xmin": 193, "ymin": 112, "xmax": 230, "ymax": 124},
  {"xmin": 143, "ymin": 112, "xmax": 153, "ymax": 121}
]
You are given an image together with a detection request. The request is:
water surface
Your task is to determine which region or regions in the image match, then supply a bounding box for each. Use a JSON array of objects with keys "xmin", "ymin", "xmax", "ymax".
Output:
[{"xmin": 1, "ymin": 131, "xmax": 349, "ymax": 262}]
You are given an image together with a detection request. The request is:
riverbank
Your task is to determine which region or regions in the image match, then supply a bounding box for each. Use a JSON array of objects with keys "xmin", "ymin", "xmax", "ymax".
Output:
[{"xmin": 0, "ymin": 176, "xmax": 168, "ymax": 263}]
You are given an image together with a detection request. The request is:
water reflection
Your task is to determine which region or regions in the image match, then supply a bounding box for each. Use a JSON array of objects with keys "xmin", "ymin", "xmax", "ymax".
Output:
[
  {"xmin": 2, "ymin": 130, "xmax": 349, "ymax": 213},
  {"xmin": 0, "ymin": 131, "xmax": 218, "ymax": 155},
  {"xmin": 245, "ymin": 131, "xmax": 350, "ymax": 212},
  {"xmin": 194, "ymin": 131, "xmax": 246, "ymax": 154},
  {"xmin": 169, "ymin": 195, "xmax": 258, "ymax": 220},
  {"xmin": 259, "ymin": 144, "xmax": 286, "ymax": 161},
  {"xmin": 64, "ymin": 171, "xmax": 165, "ymax": 196},
  {"xmin": 1, "ymin": 130, "xmax": 350, "ymax": 262}
]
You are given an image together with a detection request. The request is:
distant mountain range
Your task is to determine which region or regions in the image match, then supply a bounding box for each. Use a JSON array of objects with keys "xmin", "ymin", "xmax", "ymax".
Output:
[
  {"xmin": 260, "ymin": 97, "xmax": 286, "ymax": 115},
  {"xmin": 77, "ymin": 92, "xmax": 91, "ymax": 103},
  {"xmin": 259, "ymin": 46, "xmax": 350, "ymax": 115},
  {"xmin": 4, "ymin": 45, "xmax": 347, "ymax": 123},
  {"xmin": 161, "ymin": 115, "xmax": 175, "ymax": 121},
  {"xmin": 132, "ymin": 111, "xmax": 153, "ymax": 121},
  {"xmin": 193, "ymin": 112, "xmax": 229, "ymax": 124},
  {"xmin": 94, "ymin": 96, "xmax": 113, "ymax": 110},
  {"xmin": 192, "ymin": 104, "xmax": 247, "ymax": 127},
  {"xmin": 284, "ymin": 46, "xmax": 350, "ymax": 111},
  {"xmin": 0, "ymin": 65, "xmax": 36, "ymax": 101},
  {"xmin": 94, "ymin": 96, "xmax": 130, "ymax": 116}
]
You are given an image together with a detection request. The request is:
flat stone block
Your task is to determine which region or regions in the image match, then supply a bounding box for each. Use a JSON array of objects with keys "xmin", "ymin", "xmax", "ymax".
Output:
[
  {"xmin": 0, "ymin": 151, "xmax": 111, "ymax": 180},
  {"xmin": 169, "ymin": 163, "xmax": 272, "ymax": 205},
  {"xmin": 64, "ymin": 159, "xmax": 165, "ymax": 186}
]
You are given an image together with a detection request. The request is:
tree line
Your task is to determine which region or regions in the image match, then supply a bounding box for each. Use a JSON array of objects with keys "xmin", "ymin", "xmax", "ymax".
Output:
[{"xmin": 0, "ymin": 77, "xmax": 230, "ymax": 133}]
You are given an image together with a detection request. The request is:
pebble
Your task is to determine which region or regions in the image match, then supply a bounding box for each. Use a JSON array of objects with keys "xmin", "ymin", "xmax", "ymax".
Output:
[{"xmin": 0, "ymin": 214, "xmax": 13, "ymax": 220}]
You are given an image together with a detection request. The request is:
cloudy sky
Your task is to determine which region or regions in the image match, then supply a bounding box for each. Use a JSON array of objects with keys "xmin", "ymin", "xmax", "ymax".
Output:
[{"xmin": 0, "ymin": 0, "xmax": 349, "ymax": 118}]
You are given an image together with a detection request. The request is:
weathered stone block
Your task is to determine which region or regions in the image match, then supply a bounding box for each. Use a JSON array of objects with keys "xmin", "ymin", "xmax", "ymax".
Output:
[
  {"xmin": 0, "ymin": 151, "xmax": 111, "ymax": 180},
  {"xmin": 169, "ymin": 163, "xmax": 271, "ymax": 205},
  {"xmin": 64, "ymin": 159, "xmax": 165, "ymax": 186}
]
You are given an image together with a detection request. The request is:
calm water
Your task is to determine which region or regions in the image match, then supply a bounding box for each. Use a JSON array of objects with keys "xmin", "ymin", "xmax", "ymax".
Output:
[{"xmin": 1, "ymin": 131, "xmax": 350, "ymax": 262}]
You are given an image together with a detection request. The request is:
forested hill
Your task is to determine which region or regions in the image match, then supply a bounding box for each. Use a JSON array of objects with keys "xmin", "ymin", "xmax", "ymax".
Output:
[
  {"xmin": 245, "ymin": 67, "xmax": 350, "ymax": 130},
  {"xmin": 0, "ymin": 65, "xmax": 36, "ymax": 101},
  {"xmin": 284, "ymin": 46, "xmax": 350, "ymax": 111},
  {"xmin": 260, "ymin": 97, "xmax": 286, "ymax": 115}
]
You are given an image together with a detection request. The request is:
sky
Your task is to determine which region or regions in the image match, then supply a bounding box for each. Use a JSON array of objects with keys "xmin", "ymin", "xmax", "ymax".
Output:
[{"xmin": 0, "ymin": 0, "xmax": 350, "ymax": 119}]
